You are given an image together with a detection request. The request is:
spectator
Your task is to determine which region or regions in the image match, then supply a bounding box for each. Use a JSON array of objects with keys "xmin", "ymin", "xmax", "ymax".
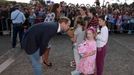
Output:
[
  {"xmin": 42, "ymin": 3, "xmax": 62, "ymax": 67},
  {"xmin": 96, "ymin": 15, "xmax": 109, "ymax": 75},
  {"xmin": 11, "ymin": 4, "xmax": 26, "ymax": 48},
  {"xmin": 87, "ymin": 7, "xmax": 99, "ymax": 30},
  {"xmin": 29, "ymin": 8, "xmax": 36, "ymax": 26}
]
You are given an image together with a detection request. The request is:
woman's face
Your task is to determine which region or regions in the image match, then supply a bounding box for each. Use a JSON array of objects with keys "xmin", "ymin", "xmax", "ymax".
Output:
[
  {"xmin": 79, "ymin": 8, "xmax": 85, "ymax": 15},
  {"xmin": 57, "ymin": 5, "xmax": 62, "ymax": 13},
  {"xmin": 87, "ymin": 11, "xmax": 93, "ymax": 18}
]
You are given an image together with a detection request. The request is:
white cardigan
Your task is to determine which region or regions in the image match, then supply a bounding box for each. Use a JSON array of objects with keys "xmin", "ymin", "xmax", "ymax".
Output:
[{"xmin": 96, "ymin": 26, "xmax": 109, "ymax": 47}]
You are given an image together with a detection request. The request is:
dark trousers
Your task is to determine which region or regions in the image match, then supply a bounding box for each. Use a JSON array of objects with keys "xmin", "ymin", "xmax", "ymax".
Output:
[
  {"xmin": 96, "ymin": 45, "xmax": 107, "ymax": 75},
  {"xmin": 12, "ymin": 24, "xmax": 24, "ymax": 48},
  {"xmin": 1, "ymin": 18, "xmax": 7, "ymax": 30}
]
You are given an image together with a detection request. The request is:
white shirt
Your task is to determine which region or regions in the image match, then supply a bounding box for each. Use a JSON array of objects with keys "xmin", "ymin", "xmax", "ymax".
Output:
[
  {"xmin": 57, "ymin": 23, "xmax": 61, "ymax": 33},
  {"xmin": 11, "ymin": 10, "xmax": 26, "ymax": 24},
  {"xmin": 96, "ymin": 26, "xmax": 109, "ymax": 47}
]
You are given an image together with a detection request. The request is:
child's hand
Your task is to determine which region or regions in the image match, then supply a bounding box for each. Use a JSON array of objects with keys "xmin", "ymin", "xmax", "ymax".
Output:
[
  {"xmin": 83, "ymin": 50, "xmax": 96, "ymax": 58},
  {"xmin": 71, "ymin": 38, "xmax": 76, "ymax": 43}
]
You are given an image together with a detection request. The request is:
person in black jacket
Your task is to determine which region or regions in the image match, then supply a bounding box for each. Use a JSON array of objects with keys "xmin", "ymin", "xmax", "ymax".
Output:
[{"xmin": 21, "ymin": 17, "xmax": 70, "ymax": 75}]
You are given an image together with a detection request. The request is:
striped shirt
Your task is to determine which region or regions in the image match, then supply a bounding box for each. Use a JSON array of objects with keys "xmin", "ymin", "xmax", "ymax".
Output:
[{"xmin": 87, "ymin": 16, "xmax": 99, "ymax": 29}]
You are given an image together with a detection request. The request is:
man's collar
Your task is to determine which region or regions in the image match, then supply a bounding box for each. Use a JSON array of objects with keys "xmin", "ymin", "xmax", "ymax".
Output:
[{"xmin": 57, "ymin": 23, "xmax": 61, "ymax": 33}]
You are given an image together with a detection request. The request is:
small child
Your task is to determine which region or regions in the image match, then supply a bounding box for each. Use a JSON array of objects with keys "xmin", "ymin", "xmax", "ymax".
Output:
[
  {"xmin": 71, "ymin": 17, "xmax": 86, "ymax": 75},
  {"xmin": 72, "ymin": 16, "xmax": 86, "ymax": 64},
  {"xmin": 77, "ymin": 27, "xmax": 97, "ymax": 75}
]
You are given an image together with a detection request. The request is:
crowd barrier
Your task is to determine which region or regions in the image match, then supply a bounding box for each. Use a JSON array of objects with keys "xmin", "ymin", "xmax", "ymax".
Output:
[{"xmin": 0, "ymin": 17, "xmax": 134, "ymax": 36}]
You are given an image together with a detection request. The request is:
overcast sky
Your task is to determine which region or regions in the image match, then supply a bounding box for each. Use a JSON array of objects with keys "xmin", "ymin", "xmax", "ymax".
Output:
[{"xmin": 7, "ymin": 0, "xmax": 134, "ymax": 5}]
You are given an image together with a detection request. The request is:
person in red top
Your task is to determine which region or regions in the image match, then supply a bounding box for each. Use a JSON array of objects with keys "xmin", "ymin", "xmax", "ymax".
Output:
[{"xmin": 87, "ymin": 7, "xmax": 99, "ymax": 31}]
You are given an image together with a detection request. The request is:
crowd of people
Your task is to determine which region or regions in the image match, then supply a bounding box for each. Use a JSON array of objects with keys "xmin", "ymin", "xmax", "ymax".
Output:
[
  {"xmin": 0, "ymin": 2, "xmax": 134, "ymax": 35},
  {"xmin": 0, "ymin": 1, "xmax": 133, "ymax": 75}
]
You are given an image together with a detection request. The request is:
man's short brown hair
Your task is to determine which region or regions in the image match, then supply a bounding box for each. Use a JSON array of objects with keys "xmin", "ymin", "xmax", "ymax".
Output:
[{"xmin": 59, "ymin": 17, "xmax": 71, "ymax": 25}]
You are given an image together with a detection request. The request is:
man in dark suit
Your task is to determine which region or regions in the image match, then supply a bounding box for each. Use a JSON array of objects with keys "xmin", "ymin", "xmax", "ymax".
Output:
[{"xmin": 21, "ymin": 17, "xmax": 70, "ymax": 75}]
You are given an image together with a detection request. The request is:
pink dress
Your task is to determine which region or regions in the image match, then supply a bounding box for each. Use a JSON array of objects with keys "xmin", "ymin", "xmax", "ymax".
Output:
[{"xmin": 77, "ymin": 40, "xmax": 96, "ymax": 74}]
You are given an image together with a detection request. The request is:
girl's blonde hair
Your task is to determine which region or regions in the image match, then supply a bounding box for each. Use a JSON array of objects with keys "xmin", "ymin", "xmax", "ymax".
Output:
[{"xmin": 85, "ymin": 27, "xmax": 96, "ymax": 39}]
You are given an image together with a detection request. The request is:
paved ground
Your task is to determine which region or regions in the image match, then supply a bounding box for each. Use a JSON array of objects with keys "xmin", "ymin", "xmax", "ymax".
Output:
[
  {"xmin": 0, "ymin": 34, "xmax": 134, "ymax": 75},
  {"xmin": 0, "ymin": 36, "xmax": 11, "ymax": 56}
]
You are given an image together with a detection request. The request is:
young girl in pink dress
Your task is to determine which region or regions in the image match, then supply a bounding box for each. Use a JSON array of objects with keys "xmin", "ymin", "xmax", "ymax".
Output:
[{"xmin": 77, "ymin": 27, "xmax": 97, "ymax": 75}]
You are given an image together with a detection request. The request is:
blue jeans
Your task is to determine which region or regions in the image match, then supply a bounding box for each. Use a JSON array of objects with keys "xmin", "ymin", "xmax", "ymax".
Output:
[{"xmin": 29, "ymin": 49, "xmax": 43, "ymax": 75}]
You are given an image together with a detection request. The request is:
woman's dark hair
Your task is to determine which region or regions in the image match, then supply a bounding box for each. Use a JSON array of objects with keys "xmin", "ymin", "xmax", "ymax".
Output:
[
  {"xmin": 47, "ymin": 5, "xmax": 52, "ymax": 12},
  {"xmin": 51, "ymin": 3, "xmax": 60, "ymax": 13},
  {"xmin": 51, "ymin": 3, "xmax": 61, "ymax": 21},
  {"xmin": 89, "ymin": 7, "xmax": 97, "ymax": 16},
  {"xmin": 98, "ymin": 15, "xmax": 105, "ymax": 21},
  {"xmin": 81, "ymin": 6, "xmax": 87, "ymax": 12},
  {"xmin": 76, "ymin": 17, "xmax": 85, "ymax": 31},
  {"xmin": 77, "ymin": 17, "xmax": 85, "ymax": 25},
  {"xmin": 80, "ymin": 6, "xmax": 88, "ymax": 15}
]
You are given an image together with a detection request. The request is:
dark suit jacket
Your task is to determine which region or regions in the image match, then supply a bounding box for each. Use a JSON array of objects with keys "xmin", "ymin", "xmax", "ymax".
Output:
[{"xmin": 21, "ymin": 22, "xmax": 58, "ymax": 55}]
